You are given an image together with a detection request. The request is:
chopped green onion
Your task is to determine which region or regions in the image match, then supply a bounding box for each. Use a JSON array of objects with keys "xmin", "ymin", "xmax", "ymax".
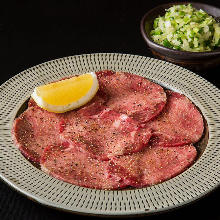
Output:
[
  {"xmin": 149, "ymin": 4, "xmax": 220, "ymax": 52},
  {"xmin": 163, "ymin": 39, "xmax": 173, "ymax": 48}
]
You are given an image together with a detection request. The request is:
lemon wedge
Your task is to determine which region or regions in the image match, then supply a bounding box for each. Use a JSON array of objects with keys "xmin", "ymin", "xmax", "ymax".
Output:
[{"xmin": 31, "ymin": 72, "xmax": 99, "ymax": 113}]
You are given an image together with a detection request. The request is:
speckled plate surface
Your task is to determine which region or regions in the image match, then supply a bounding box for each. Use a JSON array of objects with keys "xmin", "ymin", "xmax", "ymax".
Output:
[{"xmin": 0, "ymin": 53, "xmax": 220, "ymax": 216}]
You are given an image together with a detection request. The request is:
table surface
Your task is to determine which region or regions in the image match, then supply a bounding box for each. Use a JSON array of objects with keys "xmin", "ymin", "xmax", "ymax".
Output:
[{"xmin": 0, "ymin": 0, "xmax": 220, "ymax": 219}]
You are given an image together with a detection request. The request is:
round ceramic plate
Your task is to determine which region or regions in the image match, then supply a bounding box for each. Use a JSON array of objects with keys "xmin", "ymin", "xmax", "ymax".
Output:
[{"xmin": 0, "ymin": 53, "xmax": 220, "ymax": 216}]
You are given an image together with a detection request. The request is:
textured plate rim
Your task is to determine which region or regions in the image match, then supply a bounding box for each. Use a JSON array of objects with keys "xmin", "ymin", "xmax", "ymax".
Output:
[{"xmin": 0, "ymin": 53, "xmax": 220, "ymax": 216}]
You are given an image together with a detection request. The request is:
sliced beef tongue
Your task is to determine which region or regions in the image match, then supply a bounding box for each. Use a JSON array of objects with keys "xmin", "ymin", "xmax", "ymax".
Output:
[
  {"xmin": 14, "ymin": 93, "xmax": 152, "ymax": 163},
  {"xmin": 28, "ymin": 98, "xmax": 38, "ymax": 108},
  {"xmin": 75, "ymin": 90, "xmax": 108, "ymax": 116},
  {"xmin": 12, "ymin": 106, "xmax": 63, "ymax": 163},
  {"xmin": 40, "ymin": 142, "xmax": 197, "ymax": 189},
  {"xmin": 13, "ymin": 94, "xmax": 108, "ymax": 163},
  {"xmin": 40, "ymin": 141, "xmax": 130, "ymax": 189},
  {"xmin": 61, "ymin": 108, "xmax": 152, "ymax": 160},
  {"xmin": 109, "ymin": 143, "xmax": 197, "ymax": 188},
  {"xmin": 96, "ymin": 71, "xmax": 167, "ymax": 123},
  {"xmin": 145, "ymin": 90, "xmax": 204, "ymax": 147}
]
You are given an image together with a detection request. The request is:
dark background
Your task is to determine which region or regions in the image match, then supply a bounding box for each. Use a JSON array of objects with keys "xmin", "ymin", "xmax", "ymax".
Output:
[{"xmin": 0, "ymin": 0, "xmax": 220, "ymax": 219}]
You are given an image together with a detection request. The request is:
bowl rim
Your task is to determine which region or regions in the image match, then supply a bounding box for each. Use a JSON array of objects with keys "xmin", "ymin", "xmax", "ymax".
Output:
[{"xmin": 140, "ymin": 1, "xmax": 220, "ymax": 57}]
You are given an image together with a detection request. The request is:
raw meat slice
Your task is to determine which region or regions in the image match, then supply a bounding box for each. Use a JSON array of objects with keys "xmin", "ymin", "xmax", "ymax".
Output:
[
  {"xmin": 96, "ymin": 71, "xmax": 167, "ymax": 123},
  {"xmin": 76, "ymin": 90, "xmax": 107, "ymax": 116},
  {"xmin": 12, "ymin": 107, "xmax": 63, "ymax": 163},
  {"xmin": 61, "ymin": 108, "xmax": 152, "ymax": 160},
  {"xmin": 14, "ymin": 90, "xmax": 152, "ymax": 163},
  {"xmin": 13, "ymin": 93, "xmax": 107, "ymax": 163},
  {"xmin": 140, "ymin": 144, "xmax": 197, "ymax": 186},
  {"xmin": 110, "ymin": 144, "xmax": 197, "ymax": 187},
  {"xmin": 28, "ymin": 98, "xmax": 38, "ymax": 108},
  {"xmin": 40, "ymin": 142, "xmax": 130, "ymax": 189},
  {"xmin": 145, "ymin": 90, "xmax": 204, "ymax": 147}
]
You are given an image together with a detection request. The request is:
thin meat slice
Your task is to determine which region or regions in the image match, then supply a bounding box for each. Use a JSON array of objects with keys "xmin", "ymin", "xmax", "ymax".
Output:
[
  {"xmin": 76, "ymin": 90, "xmax": 108, "ymax": 116},
  {"xmin": 40, "ymin": 142, "xmax": 131, "ymax": 189},
  {"xmin": 28, "ymin": 98, "xmax": 38, "ymax": 108},
  {"xmin": 13, "ymin": 93, "xmax": 108, "ymax": 163},
  {"xmin": 96, "ymin": 71, "xmax": 167, "ymax": 123},
  {"xmin": 110, "ymin": 144, "xmax": 197, "ymax": 187},
  {"xmin": 108, "ymin": 153, "xmax": 141, "ymax": 187},
  {"xmin": 12, "ymin": 107, "xmax": 63, "ymax": 163},
  {"xmin": 61, "ymin": 108, "xmax": 152, "ymax": 160},
  {"xmin": 145, "ymin": 90, "xmax": 204, "ymax": 147},
  {"xmin": 140, "ymin": 144, "xmax": 197, "ymax": 186}
]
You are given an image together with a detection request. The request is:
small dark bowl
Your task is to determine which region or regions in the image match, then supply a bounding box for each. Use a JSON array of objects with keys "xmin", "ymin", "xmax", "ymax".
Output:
[{"xmin": 140, "ymin": 2, "xmax": 220, "ymax": 70}]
